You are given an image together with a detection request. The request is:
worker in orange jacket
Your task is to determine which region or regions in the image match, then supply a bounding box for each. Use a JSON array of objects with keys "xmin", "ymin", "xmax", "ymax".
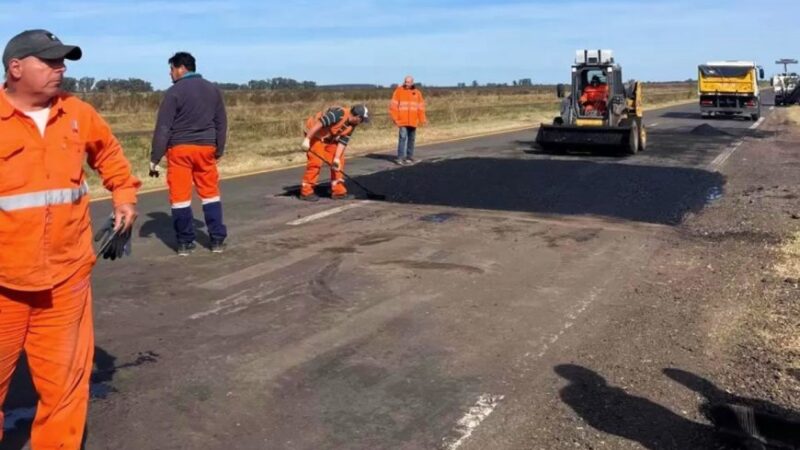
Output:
[
  {"xmin": 389, "ymin": 75, "xmax": 427, "ymax": 165},
  {"xmin": 580, "ymin": 75, "xmax": 609, "ymax": 115},
  {"xmin": 299, "ymin": 104, "xmax": 370, "ymax": 201},
  {"xmin": 0, "ymin": 30, "xmax": 140, "ymax": 449}
]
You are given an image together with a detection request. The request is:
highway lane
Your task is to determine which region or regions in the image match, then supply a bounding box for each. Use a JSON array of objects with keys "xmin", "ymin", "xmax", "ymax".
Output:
[{"xmin": 1, "ymin": 91, "xmax": 776, "ymax": 449}]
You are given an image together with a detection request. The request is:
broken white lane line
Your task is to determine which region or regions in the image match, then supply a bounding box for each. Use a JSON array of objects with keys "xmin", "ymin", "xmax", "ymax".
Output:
[
  {"xmin": 708, "ymin": 141, "xmax": 743, "ymax": 172},
  {"xmin": 287, "ymin": 201, "xmax": 368, "ymax": 226},
  {"xmin": 749, "ymin": 117, "xmax": 765, "ymax": 130},
  {"xmin": 648, "ymin": 122, "xmax": 659, "ymax": 127},
  {"xmin": 441, "ymin": 394, "xmax": 505, "ymax": 450}
]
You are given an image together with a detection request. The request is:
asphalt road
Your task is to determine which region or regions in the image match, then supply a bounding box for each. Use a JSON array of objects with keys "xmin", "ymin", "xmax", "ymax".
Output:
[{"xmin": 2, "ymin": 92, "xmax": 777, "ymax": 449}]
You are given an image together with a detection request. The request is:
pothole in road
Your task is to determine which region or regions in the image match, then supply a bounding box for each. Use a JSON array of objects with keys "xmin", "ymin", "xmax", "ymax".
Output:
[
  {"xmin": 706, "ymin": 186, "xmax": 724, "ymax": 204},
  {"xmin": 419, "ymin": 212, "xmax": 459, "ymax": 223}
]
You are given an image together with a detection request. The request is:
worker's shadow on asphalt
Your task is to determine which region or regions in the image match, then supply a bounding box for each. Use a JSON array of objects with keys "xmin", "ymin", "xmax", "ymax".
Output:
[
  {"xmin": 351, "ymin": 158, "xmax": 726, "ymax": 226},
  {"xmin": 138, "ymin": 212, "xmax": 210, "ymax": 251},
  {"xmin": 554, "ymin": 364, "xmax": 800, "ymax": 449},
  {"xmin": 1, "ymin": 347, "xmax": 127, "ymax": 450}
]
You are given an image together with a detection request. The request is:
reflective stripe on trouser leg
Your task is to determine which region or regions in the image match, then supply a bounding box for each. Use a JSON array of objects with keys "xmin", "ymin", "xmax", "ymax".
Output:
[
  {"xmin": 331, "ymin": 151, "xmax": 346, "ymax": 196},
  {"xmin": 201, "ymin": 200, "xmax": 227, "ymax": 242},
  {"xmin": 171, "ymin": 206, "xmax": 195, "ymax": 245}
]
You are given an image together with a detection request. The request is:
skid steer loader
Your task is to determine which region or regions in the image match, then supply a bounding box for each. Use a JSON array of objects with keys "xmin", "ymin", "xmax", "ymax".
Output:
[{"xmin": 536, "ymin": 50, "xmax": 646, "ymax": 155}]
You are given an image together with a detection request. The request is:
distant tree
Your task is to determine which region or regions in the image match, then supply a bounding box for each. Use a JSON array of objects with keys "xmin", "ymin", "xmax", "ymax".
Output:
[
  {"xmin": 247, "ymin": 79, "xmax": 270, "ymax": 90},
  {"xmin": 78, "ymin": 76, "xmax": 95, "ymax": 92},
  {"xmin": 61, "ymin": 77, "xmax": 78, "ymax": 92},
  {"xmin": 512, "ymin": 80, "xmax": 518, "ymax": 86},
  {"xmin": 457, "ymin": 82, "xmax": 466, "ymax": 88},
  {"xmin": 518, "ymin": 78, "xmax": 532, "ymax": 86},
  {"xmin": 214, "ymin": 82, "xmax": 245, "ymax": 90},
  {"xmin": 471, "ymin": 80, "xmax": 479, "ymax": 87},
  {"xmin": 93, "ymin": 78, "xmax": 153, "ymax": 92}
]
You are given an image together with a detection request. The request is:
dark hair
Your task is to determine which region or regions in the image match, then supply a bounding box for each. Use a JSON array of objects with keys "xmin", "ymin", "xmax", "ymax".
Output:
[{"xmin": 168, "ymin": 52, "xmax": 196, "ymax": 72}]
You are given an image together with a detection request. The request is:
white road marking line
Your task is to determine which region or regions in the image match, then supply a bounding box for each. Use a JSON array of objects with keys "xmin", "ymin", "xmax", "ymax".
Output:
[
  {"xmin": 198, "ymin": 251, "xmax": 314, "ymax": 290},
  {"xmin": 749, "ymin": 117, "xmax": 765, "ymax": 130},
  {"xmin": 769, "ymin": 106, "xmax": 775, "ymax": 111},
  {"xmin": 648, "ymin": 122, "xmax": 660, "ymax": 127},
  {"xmin": 530, "ymin": 287, "xmax": 601, "ymax": 359},
  {"xmin": 707, "ymin": 141, "xmax": 743, "ymax": 172},
  {"xmin": 287, "ymin": 201, "xmax": 368, "ymax": 226},
  {"xmin": 442, "ymin": 394, "xmax": 505, "ymax": 450}
]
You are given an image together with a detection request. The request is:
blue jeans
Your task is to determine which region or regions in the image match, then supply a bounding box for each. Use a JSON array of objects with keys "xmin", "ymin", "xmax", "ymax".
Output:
[{"xmin": 397, "ymin": 126, "xmax": 417, "ymax": 160}]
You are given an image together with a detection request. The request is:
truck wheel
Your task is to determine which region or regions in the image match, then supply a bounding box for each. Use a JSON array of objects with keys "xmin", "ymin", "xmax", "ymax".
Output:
[
  {"xmin": 626, "ymin": 120, "xmax": 639, "ymax": 155},
  {"xmin": 638, "ymin": 121, "xmax": 647, "ymax": 152},
  {"xmin": 751, "ymin": 112, "xmax": 760, "ymax": 121}
]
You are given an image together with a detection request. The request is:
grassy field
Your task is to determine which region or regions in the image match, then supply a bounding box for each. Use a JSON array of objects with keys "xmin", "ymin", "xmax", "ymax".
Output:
[{"xmin": 84, "ymin": 83, "xmax": 697, "ymax": 196}]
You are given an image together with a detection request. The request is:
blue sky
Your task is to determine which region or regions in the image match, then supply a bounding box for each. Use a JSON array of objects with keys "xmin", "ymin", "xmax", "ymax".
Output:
[{"xmin": 1, "ymin": 0, "xmax": 798, "ymax": 89}]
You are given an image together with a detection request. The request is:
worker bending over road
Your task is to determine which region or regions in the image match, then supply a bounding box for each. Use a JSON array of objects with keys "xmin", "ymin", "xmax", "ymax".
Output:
[
  {"xmin": 300, "ymin": 104, "xmax": 370, "ymax": 201},
  {"xmin": 150, "ymin": 52, "xmax": 228, "ymax": 256},
  {"xmin": 0, "ymin": 29, "xmax": 140, "ymax": 449}
]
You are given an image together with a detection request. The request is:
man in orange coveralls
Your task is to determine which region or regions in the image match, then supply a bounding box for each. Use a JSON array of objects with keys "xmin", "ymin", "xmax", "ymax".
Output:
[
  {"xmin": 0, "ymin": 30, "xmax": 140, "ymax": 448},
  {"xmin": 580, "ymin": 75, "xmax": 609, "ymax": 115},
  {"xmin": 299, "ymin": 104, "xmax": 370, "ymax": 201}
]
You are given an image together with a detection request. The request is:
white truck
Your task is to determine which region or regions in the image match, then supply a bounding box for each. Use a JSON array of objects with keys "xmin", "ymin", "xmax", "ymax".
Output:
[{"xmin": 772, "ymin": 73, "xmax": 800, "ymax": 106}]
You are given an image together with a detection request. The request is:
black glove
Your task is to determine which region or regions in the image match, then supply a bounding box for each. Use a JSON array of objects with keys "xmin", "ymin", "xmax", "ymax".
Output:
[
  {"xmin": 148, "ymin": 162, "xmax": 160, "ymax": 178},
  {"xmin": 94, "ymin": 214, "xmax": 132, "ymax": 260}
]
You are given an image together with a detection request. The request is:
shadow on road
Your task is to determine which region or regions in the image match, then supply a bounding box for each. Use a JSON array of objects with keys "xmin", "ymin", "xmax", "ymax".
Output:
[
  {"xmin": 139, "ymin": 211, "xmax": 209, "ymax": 251},
  {"xmin": 350, "ymin": 157, "xmax": 726, "ymax": 225},
  {"xmin": 664, "ymin": 368, "xmax": 800, "ymax": 448},
  {"xmin": 555, "ymin": 364, "xmax": 720, "ymax": 449}
]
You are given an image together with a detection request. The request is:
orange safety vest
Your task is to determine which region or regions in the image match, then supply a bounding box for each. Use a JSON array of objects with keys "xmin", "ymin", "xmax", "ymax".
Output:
[
  {"xmin": 0, "ymin": 90, "xmax": 140, "ymax": 291},
  {"xmin": 389, "ymin": 86, "xmax": 427, "ymax": 127},
  {"xmin": 305, "ymin": 107, "xmax": 355, "ymax": 144}
]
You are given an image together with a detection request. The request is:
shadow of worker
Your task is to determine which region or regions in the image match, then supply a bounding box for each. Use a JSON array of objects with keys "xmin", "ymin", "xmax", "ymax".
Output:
[
  {"xmin": 664, "ymin": 368, "xmax": 800, "ymax": 449},
  {"xmin": 138, "ymin": 211, "xmax": 209, "ymax": 251},
  {"xmin": 555, "ymin": 364, "xmax": 719, "ymax": 449}
]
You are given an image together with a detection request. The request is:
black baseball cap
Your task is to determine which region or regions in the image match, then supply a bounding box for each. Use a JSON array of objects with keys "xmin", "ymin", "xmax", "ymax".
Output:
[
  {"xmin": 351, "ymin": 104, "xmax": 370, "ymax": 123},
  {"xmin": 3, "ymin": 29, "xmax": 82, "ymax": 71}
]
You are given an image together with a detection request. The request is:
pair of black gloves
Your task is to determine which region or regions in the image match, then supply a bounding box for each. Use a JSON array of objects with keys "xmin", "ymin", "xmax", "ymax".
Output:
[{"xmin": 93, "ymin": 215, "xmax": 132, "ymax": 260}]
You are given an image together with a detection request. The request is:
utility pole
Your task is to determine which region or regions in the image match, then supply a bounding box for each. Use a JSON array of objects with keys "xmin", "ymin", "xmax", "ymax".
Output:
[{"xmin": 776, "ymin": 59, "xmax": 798, "ymax": 74}]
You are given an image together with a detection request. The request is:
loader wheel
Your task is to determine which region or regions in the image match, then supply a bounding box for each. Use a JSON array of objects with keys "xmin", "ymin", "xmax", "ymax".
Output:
[{"xmin": 626, "ymin": 121, "xmax": 639, "ymax": 155}]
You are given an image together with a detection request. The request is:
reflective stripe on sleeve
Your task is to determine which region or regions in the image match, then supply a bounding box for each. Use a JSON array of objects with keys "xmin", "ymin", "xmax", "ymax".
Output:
[{"xmin": 0, "ymin": 182, "xmax": 89, "ymax": 212}]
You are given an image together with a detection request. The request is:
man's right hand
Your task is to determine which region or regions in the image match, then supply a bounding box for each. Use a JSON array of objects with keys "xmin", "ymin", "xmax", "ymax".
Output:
[
  {"xmin": 301, "ymin": 137, "xmax": 311, "ymax": 151},
  {"xmin": 148, "ymin": 162, "xmax": 160, "ymax": 178}
]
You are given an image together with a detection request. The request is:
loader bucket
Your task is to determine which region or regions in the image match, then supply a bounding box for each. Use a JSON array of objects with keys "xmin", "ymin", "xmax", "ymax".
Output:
[{"xmin": 536, "ymin": 124, "xmax": 633, "ymax": 150}]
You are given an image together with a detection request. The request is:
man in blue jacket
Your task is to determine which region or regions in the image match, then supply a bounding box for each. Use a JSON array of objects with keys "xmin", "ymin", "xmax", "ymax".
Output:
[{"xmin": 150, "ymin": 52, "xmax": 228, "ymax": 256}]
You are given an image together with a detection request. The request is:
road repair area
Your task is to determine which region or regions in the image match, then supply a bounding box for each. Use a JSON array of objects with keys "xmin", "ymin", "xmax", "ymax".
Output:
[{"xmin": 3, "ymin": 93, "xmax": 800, "ymax": 449}]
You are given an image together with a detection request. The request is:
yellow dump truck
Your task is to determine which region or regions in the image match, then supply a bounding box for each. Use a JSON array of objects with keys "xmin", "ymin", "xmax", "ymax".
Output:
[{"xmin": 698, "ymin": 61, "xmax": 765, "ymax": 120}]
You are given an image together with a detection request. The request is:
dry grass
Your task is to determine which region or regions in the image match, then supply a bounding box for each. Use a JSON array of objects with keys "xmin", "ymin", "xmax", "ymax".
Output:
[
  {"xmin": 774, "ymin": 231, "xmax": 800, "ymax": 279},
  {"xmin": 83, "ymin": 83, "xmax": 696, "ymax": 197},
  {"xmin": 786, "ymin": 105, "xmax": 800, "ymax": 125}
]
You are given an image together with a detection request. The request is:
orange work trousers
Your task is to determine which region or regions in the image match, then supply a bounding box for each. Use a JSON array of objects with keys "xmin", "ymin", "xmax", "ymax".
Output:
[
  {"xmin": 166, "ymin": 144, "xmax": 221, "ymax": 207},
  {"xmin": 0, "ymin": 265, "xmax": 94, "ymax": 449},
  {"xmin": 301, "ymin": 141, "xmax": 346, "ymax": 197}
]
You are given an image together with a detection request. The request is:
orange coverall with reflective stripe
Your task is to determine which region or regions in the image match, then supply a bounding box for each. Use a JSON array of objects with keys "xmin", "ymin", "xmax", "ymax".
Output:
[
  {"xmin": 0, "ymin": 89, "xmax": 140, "ymax": 448},
  {"xmin": 389, "ymin": 86, "xmax": 427, "ymax": 127},
  {"xmin": 580, "ymin": 84, "xmax": 609, "ymax": 114}
]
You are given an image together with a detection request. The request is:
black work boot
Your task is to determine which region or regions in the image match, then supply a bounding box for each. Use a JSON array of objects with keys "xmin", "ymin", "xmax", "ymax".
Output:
[{"xmin": 177, "ymin": 242, "xmax": 196, "ymax": 257}]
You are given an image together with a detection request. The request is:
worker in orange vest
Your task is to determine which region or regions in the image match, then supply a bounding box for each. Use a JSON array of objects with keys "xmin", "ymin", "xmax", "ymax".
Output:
[
  {"xmin": 299, "ymin": 105, "xmax": 370, "ymax": 201},
  {"xmin": 580, "ymin": 75, "xmax": 609, "ymax": 115},
  {"xmin": 389, "ymin": 75, "xmax": 427, "ymax": 165},
  {"xmin": 0, "ymin": 30, "xmax": 140, "ymax": 449}
]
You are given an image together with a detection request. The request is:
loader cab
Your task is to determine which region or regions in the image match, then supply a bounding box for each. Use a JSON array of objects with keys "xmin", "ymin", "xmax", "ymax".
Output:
[{"xmin": 571, "ymin": 64, "xmax": 624, "ymax": 118}]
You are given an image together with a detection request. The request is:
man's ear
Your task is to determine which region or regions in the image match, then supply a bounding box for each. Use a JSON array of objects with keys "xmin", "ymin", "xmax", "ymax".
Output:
[{"xmin": 6, "ymin": 60, "xmax": 23, "ymax": 80}]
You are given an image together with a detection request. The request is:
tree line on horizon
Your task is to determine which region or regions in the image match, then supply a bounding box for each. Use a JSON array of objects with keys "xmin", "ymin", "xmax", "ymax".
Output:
[{"xmin": 61, "ymin": 75, "xmax": 697, "ymax": 93}]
